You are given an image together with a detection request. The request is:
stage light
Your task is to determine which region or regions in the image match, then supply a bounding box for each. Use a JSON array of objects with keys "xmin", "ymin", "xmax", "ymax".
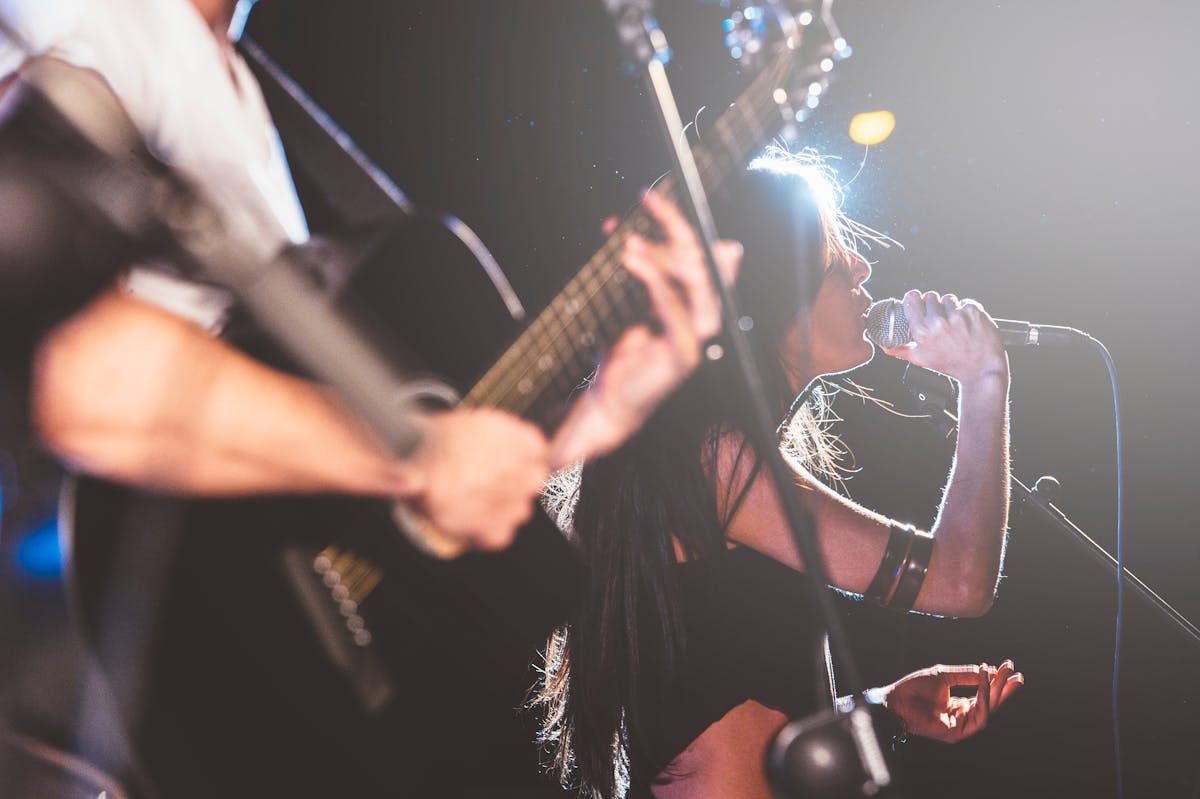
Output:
[{"xmin": 849, "ymin": 110, "xmax": 896, "ymax": 146}]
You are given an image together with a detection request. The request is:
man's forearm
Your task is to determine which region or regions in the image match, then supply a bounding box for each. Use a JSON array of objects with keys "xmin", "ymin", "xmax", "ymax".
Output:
[{"xmin": 32, "ymin": 290, "xmax": 408, "ymax": 496}]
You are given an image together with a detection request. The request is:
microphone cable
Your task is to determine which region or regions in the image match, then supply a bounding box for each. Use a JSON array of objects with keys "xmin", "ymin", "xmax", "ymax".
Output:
[{"xmin": 1091, "ymin": 337, "xmax": 1125, "ymax": 799}]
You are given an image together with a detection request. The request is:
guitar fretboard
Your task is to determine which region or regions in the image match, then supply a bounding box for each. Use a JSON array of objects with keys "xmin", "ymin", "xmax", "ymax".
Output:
[{"xmin": 462, "ymin": 43, "xmax": 799, "ymax": 427}]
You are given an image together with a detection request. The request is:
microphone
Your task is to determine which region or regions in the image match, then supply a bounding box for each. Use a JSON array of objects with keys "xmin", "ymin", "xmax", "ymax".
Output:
[{"xmin": 865, "ymin": 298, "xmax": 1091, "ymax": 349}]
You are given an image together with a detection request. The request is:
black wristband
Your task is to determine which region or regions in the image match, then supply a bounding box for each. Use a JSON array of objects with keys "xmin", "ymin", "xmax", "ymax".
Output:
[
  {"xmin": 886, "ymin": 530, "xmax": 934, "ymax": 611},
  {"xmin": 864, "ymin": 523, "xmax": 914, "ymax": 605}
]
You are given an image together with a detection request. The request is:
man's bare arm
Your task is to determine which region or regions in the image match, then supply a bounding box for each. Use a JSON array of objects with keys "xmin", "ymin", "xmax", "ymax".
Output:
[
  {"xmin": 33, "ymin": 289, "xmax": 412, "ymax": 495},
  {"xmin": 32, "ymin": 290, "xmax": 551, "ymax": 549}
]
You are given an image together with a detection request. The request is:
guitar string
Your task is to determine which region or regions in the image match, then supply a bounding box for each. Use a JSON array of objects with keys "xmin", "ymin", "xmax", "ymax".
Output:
[
  {"xmin": 461, "ymin": 187, "xmax": 675, "ymax": 414},
  {"xmin": 465, "ymin": 60, "xmax": 786, "ymax": 417},
  {"xmin": 471, "ymin": 161, "xmax": 695, "ymax": 414},
  {"xmin": 465, "ymin": 84, "xmax": 756, "ymax": 413},
  {"xmin": 465, "ymin": 44, "xmax": 792, "ymax": 412},
  {"xmin": 464, "ymin": 47, "xmax": 796, "ymax": 417},
  {"xmin": 472, "ymin": 57, "xmax": 790, "ymax": 416},
  {"xmin": 474, "ymin": 75, "xmax": 771, "ymax": 414},
  {"xmin": 464, "ymin": 194, "xmax": 674, "ymax": 415},
  {"xmin": 464, "ymin": 206, "xmax": 658, "ymax": 410}
]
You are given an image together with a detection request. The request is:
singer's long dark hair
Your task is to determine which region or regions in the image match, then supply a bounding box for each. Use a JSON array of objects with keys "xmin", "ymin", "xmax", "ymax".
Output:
[{"xmin": 533, "ymin": 151, "xmax": 874, "ymax": 799}]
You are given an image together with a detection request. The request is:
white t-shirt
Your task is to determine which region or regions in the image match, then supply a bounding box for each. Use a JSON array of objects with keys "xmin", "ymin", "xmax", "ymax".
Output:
[{"xmin": 3, "ymin": 0, "xmax": 308, "ymax": 331}]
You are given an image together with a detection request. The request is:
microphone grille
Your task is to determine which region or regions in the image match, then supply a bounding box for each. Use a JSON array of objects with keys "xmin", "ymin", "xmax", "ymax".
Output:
[{"xmin": 865, "ymin": 299, "xmax": 911, "ymax": 348}]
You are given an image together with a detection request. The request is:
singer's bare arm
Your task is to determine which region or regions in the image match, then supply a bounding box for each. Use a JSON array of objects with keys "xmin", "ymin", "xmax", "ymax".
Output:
[{"xmin": 717, "ymin": 291, "xmax": 1009, "ymax": 618}]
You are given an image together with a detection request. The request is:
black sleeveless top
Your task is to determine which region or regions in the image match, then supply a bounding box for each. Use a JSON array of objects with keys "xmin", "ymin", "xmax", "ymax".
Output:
[{"xmin": 628, "ymin": 546, "xmax": 828, "ymax": 795}]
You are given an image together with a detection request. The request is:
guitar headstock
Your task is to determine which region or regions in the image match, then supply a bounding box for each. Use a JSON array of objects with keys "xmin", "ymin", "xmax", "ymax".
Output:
[{"xmin": 715, "ymin": 0, "xmax": 851, "ymax": 136}]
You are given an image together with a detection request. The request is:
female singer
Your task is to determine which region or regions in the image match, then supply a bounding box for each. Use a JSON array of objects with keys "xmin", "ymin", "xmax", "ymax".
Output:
[{"xmin": 535, "ymin": 150, "xmax": 1018, "ymax": 799}]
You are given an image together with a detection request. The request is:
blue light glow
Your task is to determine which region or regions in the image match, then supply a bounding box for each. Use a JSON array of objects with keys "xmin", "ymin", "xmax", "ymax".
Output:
[{"xmin": 14, "ymin": 516, "xmax": 63, "ymax": 580}]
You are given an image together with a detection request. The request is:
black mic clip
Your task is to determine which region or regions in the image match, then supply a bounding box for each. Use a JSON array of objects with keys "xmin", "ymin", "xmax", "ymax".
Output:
[{"xmin": 901, "ymin": 363, "xmax": 957, "ymax": 439}]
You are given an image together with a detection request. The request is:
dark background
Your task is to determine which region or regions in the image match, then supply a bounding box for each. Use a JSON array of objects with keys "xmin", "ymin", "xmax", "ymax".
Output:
[{"xmin": 2, "ymin": 0, "xmax": 1199, "ymax": 796}]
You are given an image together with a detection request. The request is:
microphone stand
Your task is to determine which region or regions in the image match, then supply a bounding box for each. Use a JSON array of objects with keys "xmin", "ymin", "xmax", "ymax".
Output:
[
  {"xmin": 602, "ymin": 3, "xmax": 896, "ymax": 796},
  {"xmin": 909, "ymin": 381, "xmax": 1200, "ymax": 644},
  {"xmin": 1017, "ymin": 474, "xmax": 1200, "ymax": 644}
]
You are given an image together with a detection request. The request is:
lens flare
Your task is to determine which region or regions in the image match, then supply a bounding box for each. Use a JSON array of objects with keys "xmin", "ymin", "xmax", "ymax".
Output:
[{"xmin": 849, "ymin": 110, "xmax": 896, "ymax": 146}]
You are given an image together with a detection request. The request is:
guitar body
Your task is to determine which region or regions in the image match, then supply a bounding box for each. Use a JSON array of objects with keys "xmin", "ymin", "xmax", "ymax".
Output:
[
  {"xmin": 69, "ymin": 215, "xmax": 581, "ymax": 797},
  {"xmin": 328, "ymin": 213, "xmax": 533, "ymax": 401}
]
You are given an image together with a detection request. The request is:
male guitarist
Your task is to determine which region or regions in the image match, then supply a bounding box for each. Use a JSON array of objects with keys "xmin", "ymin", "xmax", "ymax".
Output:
[
  {"xmin": 3, "ymin": 0, "xmax": 740, "ymax": 552},
  {"xmin": 1, "ymin": 1, "xmax": 740, "ymax": 793}
]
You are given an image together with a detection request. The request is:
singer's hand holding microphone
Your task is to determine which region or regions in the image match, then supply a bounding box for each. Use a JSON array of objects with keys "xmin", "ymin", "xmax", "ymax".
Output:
[{"xmin": 867, "ymin": 290, "xmax": 1009, "ymax": 388}]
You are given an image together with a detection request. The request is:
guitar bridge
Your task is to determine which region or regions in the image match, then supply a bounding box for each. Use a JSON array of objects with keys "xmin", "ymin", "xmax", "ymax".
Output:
[{"xmin": 280, "ymin": 544, "xmax": 394, "ymax": 714}]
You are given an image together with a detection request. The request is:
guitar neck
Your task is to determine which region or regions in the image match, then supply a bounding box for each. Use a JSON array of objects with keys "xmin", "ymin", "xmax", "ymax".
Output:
[{"xmin": 462, "ymin": 44, "xmax": 798, "ymax": 428}]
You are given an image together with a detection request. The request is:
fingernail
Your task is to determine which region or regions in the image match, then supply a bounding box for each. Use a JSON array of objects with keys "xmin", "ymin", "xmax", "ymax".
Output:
[{"xmin": 1002, "ymin": 659, "xmax": 1015, "ymax": 671}]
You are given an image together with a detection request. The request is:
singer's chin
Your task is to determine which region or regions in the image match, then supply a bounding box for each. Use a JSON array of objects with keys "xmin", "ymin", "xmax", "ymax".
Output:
[{"xmin": 856, "ymin": 333, "xmax": 875, "ymax": 363}]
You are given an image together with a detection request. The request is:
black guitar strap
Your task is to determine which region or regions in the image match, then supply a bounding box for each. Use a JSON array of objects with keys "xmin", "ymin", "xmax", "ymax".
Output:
[{"xmin": 237, "ymin": 36, "xmax": 412, "ymax": 229}]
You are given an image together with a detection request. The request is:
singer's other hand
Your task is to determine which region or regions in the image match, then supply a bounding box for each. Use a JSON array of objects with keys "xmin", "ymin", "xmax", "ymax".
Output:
[
  {"xmin": 881, "ymin": 290, "xmax": 1008, "ymax": 386},
  {"xmin": 882, "ymin": 660, "xmax": 1024, "ymax": 744}
]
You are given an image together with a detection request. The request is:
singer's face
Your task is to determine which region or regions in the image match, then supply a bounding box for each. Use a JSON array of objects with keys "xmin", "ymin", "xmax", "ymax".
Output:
[{"xmin": 801, "ymin": 251, "xmax": 874, "ymax": 377}]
